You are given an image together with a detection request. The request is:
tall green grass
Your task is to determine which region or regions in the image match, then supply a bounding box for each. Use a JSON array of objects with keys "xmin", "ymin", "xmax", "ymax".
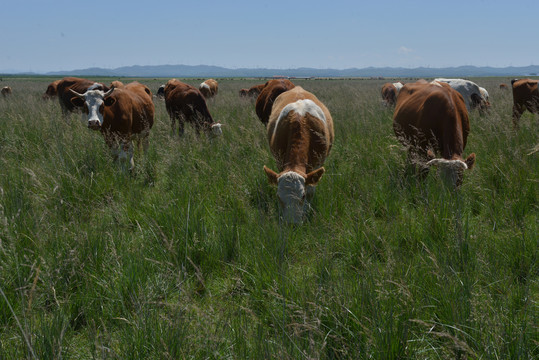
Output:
[{"xmin": 0, "ymin": 77, "xmax": 537, "ymax": 359}]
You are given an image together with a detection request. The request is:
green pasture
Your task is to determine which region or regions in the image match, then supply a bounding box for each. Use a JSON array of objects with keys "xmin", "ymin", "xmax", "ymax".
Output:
[{"xmin": 0, "ymin": 77, "xmax": 536, "ymax": 359}]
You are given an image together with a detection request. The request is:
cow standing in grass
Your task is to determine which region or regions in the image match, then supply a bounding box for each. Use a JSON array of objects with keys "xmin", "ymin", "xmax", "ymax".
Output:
[
  {"xmin": 69, "ymin": 81, "xmax": 154, "ymax": 170},
  {"xmin": 199, "ymin": 79, "xmax": 218, "ymax": 99},
  {"xmin": 393, "ymin": 81, "xmax": 475, "ymax": 187},
  {"xmin": 164, "ymin": 79, "xmax": 222, "ymax": 137},
  {"xmin": 1, "ymin": 86, "xmax": 12, "ymax": 97},
  {"xmin": 511, "ymin": 78, "xmax": 539, "ymax": 128},
  {"xmin": 381, "ymin": 82, "xmax": 403, "ymax": 106},
  {"xmin": 42, "ymin": 80, "xmax": 61, "ymax": 100},
  {"xmin": 264, "ymin": 86, "xmax": 334, "ymax": 224},
  {"xmin": 239, "ymin": 83, "xmax": 265, "ymax": 98}
]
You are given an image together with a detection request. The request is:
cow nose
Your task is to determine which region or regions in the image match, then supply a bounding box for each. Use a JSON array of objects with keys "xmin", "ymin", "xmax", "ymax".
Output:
[{"xmin": 88, "ymin": 120, "xmax": 100, "ymax": 129}]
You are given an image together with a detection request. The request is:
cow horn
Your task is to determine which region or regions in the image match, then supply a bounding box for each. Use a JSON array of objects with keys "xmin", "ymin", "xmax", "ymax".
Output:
[
  {"xmin": 104, "ymin": 87, "xmax": 115, "ymax": 97},
  {"xmin": 426, "ymin": 158, "xmax": 468, "ymax": 170},
  {"xmin": 69, "ymin": 89, "xmax": 85, "ymax": 99}
]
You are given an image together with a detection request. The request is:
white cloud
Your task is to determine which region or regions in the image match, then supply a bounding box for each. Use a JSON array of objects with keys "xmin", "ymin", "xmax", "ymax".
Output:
[{"xmin": 398, "ymin": 46, "xmax": 414, "ymax": 54}]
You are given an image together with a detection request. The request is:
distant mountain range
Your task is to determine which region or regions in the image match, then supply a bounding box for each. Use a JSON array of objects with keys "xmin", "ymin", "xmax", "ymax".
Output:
[{"xmin": 4, "ymin": 64, "xmax": 539, "ymax": 78}]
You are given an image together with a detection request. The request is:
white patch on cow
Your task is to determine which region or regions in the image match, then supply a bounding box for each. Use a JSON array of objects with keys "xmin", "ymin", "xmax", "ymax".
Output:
[
  {"xmin": 430, "ymin": 80, "xmax": 443, "ymax": 87},
  {"xmin": 393, "ymin": 82, "xmax": 404, "ymax": 93},
  {"xmin": 210, "ymin": 123, "xmax": 223, "ymax": 137},
  {"xmin": 434, "ymin": 78, "xmax": 484, "ymax": 111},
  {"xmin": 274, "ymin": 99, "xmax": 326, "ymax": 138},
  {"xmin": 479, "ymin": 87, "xmax": 489, "ymax": 101},
  {"xmin": 88, "ymin": 83, "xmax": 101, "ymax": 91},
  {"xmin": 200, "ymin": 82, "xmax": 210, "ymax": 90},
  {"xmin": 277, "ymin": 171, "xmax": 306, "ymax": 224},
  {"xmin": 426, "ymin": 158, "xmax": 468, "ymax": 170}
]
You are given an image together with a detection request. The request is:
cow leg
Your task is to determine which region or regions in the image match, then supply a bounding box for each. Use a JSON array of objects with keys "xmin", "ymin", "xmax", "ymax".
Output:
[
  {"xmin": 512, "ymin": 105, "xmax": 523, "ymax": 128},
  {"xmin": 117, "ymin": 141, "xmax": 135, "ymax": 171},
  {"xmin": 178, "ymin": 118, "xmax": 185, "ymax": 137}
]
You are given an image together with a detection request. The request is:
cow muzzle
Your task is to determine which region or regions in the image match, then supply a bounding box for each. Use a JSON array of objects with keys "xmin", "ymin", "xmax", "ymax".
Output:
[{"xmin": 88, "ymin": 120, "xmax": 101, "ymax": 130}]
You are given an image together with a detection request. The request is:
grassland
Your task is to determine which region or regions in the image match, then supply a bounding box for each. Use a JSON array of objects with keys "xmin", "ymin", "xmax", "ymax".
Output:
[{"xmin": 0, "ymin": 77, "xmax": 537, "ymax": 359}]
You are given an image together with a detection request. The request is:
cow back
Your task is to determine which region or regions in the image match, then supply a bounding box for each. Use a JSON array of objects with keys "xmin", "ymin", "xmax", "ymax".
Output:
[
  {"xmin": 255, "ymin": 79, "xmax": 295, "ymax": 126},
  {"xmin": 57, "ymin": 77, "xmax": 109, "ymax": 112}
]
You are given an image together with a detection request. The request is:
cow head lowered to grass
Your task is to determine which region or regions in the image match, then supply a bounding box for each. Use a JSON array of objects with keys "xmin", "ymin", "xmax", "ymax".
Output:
[
  {"xmin": 393, "ymin": 81, "xmax": 475, "ymax": 187},
  {"xmin": 264, "ymin": 86, "xmax": 334, "ymax": 224}
]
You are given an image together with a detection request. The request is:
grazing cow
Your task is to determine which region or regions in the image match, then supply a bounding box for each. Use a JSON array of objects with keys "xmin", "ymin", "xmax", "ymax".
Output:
[
  {"xmin": 164, "ymin": 79, "xmax": 222, "ymax": 137},
  {"xmin": 499, "ymin": 83, "xmax": 509, "ymax": 90},
  {"xmin": 511, "ymin": 78, "xmax": 539, "ymax": 127},
  {"xmin": 43, "ymin": 80, "xmax": 61, "ymax": 100},
  {"xmin": 255, "ymin": 79, "xmax": 295, "ymax": 126},
  {"xmin": 1, "ymin": 86, "xmax": 12, "ymax": 97},
  {"xmin": 433, "ymin": 78, "xmax": 490, "ymax": 112},
  {"xmin": 156, "ymin": 84, "xmax": 165, "ymax": 98},
  {"xmin": 264, "ymin": 86, "xmax": 334, "ymax": 224},
  {"xmin": 381, "ymin": 82, "xmax": 403, "ymax": 106},
  {"xmin": 393, "ymin": 81, "xmax": 476, "ymax": 187},
  {"xmin": 199, "ymin": 79, "xmax": 218, "ymax": 98},
  {"xmin": 69, "ymin": 81, "xmax": 154, "ymax": 169},
  {"xmin": 57, "ymin": 77, "xmax": 109, "ymax": 116},
  {"xmin": 239, "ymin": 83, "xmax": 265, "ymax": 98}
]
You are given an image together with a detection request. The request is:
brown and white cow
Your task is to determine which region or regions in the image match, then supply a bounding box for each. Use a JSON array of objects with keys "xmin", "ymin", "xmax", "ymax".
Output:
[
  {"xmin": 381, "ymin": 82, "xmax": 403, "ymax": 106},
  {"xmin": 164, "ymin": 79, "xmax": 222, "ymax": 137},
  {"xmin": 393, "ymin": 81, "xmax": 475, "ymax": 187},
  {"xmin": 239, "ymin": 83, "xmax": 265, "ymax": 98},
  {"xmin": 264, "ymin": 86, "xmax": 334, "ymax": 224},
  {"xmin": 499, "ymin": 83, "xmax": 509, "ymax": 90},
  {"xmin": 511, "ymin": 78, "xmax": 539, "ymax": 127},
  {"xmin": 57, "ymin": 77, "xmax": 110, "ymax": 116},
  {"xmin": 1, "ymin": 86, "xmax": 12, "ymax": 97},
  {"xmin": 255, "ymin": 79, "xmax": 295, "ymax": 126},
  {"xmin": 110, "ymin": 80, "xmax": 125, "ymax": 89},
  {"xmin": 69, "ymin": 81, "xmax": 154, "ymax": 170},
  {"xmin": 42, "ymin": 80, "xmax": 61, "ymax": 100},
  {"xmin": 199, "ymin": 79, "xmax": 218, "ymax": 98},
  {"xmin": 156, "ymin": 84, "xmax": 166, "ymax": 99}
]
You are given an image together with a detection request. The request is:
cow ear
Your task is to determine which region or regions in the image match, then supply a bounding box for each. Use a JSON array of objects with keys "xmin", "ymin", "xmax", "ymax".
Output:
[
  {"xmin": 70, "ymin": 97, "xmax": 84, "ymax": 108},
  {"xmin": 465, "ymin": 153, "xmax": 476, "ymax": 170},
  {"xmin": 305, "ymin": 167, "xmax": 325, "ymax": 186},
  {"xmin": 263, "ymin": 166, "xmax": 278, "ymax": 185},
  {"xmin": 104, "ymin": 96, "xmax": 116, "ymax": 107}
]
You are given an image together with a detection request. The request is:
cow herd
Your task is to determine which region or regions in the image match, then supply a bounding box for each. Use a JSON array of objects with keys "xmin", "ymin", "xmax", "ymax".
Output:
[{"xmin": 1, "ymin": 76, "xmax": 537, "ymax": 223}]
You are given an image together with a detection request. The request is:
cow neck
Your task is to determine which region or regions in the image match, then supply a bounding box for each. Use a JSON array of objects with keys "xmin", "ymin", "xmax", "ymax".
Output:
[{"xmin": 283, "ymin": 116, "xmax": 309, "ymax": 177}]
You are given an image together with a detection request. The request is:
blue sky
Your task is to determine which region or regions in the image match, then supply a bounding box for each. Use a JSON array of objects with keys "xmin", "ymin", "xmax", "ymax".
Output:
[{"xmin": 1, "ymin": 0, "xmax": 537, "ymax": 73}]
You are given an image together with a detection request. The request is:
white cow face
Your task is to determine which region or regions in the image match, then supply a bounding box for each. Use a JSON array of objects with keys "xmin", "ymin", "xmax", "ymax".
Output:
[
  {"xmin": 264, "ymin": 166, "xmax": 326, "ymax": 224},
  {"xmin": 276, "ymin": 171, "xmax": 306, "ymax": 224},
  {"xmin": 70, "ymin": 88, "xmax": 115, "ymax": 130}
]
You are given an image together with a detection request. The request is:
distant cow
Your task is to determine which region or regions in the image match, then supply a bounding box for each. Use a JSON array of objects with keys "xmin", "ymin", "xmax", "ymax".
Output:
[
  {"xmin": 264, "ymin": 86, "xmax": 334, "ymax": 224},
  {"xmin": 43, "ymin": 80, "xmax": 61, "ymax": 100},
  {"xmin": 393, "ymin": 81, "xmax": 476, "ymax": 187},
  {"xmin": 199, "ymin": 79, "xmax": 218, "ymax": 98},
  {"xmin": 1, "ymin": 86, "xmax": 12, "ymax": 97},
  {"xmin": 499, "ymin": 83, "xmax": 509, "ymax": 90},
  {"xmin": 57, "ymin": 77, "xmax": 110, "ymax": 116},
  {"xmin": 381, "ymin": 82, "xmax": 403, "ymax": 106},
  {"xmin": 164, "ymin": 79, "xmax": 222, "ymax": 137},
  {"xmin": 156, "ymin": 84, "xmax": 165, "ymax": 98},
  {"xmin": 239, "ymin": 83, "xmax": 265, "ymax": 98},
  {"xmin": 255, "ymin": 79, "xmax": 295, "ymax": 126},
  {"xmin": 69, "ymin": 81, "xmax": 154, "ymax": 169},
  {"xmin": 433, "ymin": 78, "xmax": 490, "ymax": 112},
  {"xmin": 110, "ymin": 80, "xmax": 125, "ymax": 89},
  {"xmin": 511, "ymin": 78, "xmax": 539, "ymax": 127}
]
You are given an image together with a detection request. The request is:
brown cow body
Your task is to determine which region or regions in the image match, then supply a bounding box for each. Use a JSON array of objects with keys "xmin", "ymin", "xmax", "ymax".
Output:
[
  {"xmin": 511, "ymin": 78, "xmax": 539, "ymax": 127},
  {"xmin": 57, "ymin": 77, "xmax": 109, "ymax": 115},
  {"xmin": 255, "ymin": 79, "xmax": 295, "ymax": 126},
  {"xmin": 1, "ymin": 86, "xmax": 12, "ymax": 97},
  {"xmin": 43, "ymin": 80, "xmax": 61, "ymax": 100},
  {"xmin": 164, "ymin": 79, "xmax": 222, "ymax": 136},
  {"xmin": 264, "ymin": 86, "xmax": 334, "ymax": 223},
  {"xmin": 393, "ymin": 81, "xmax": 475, "ymax": 186},
  {"xmin": 70, "ymin": 81, "xmax": 154, "ymax": 169},
  {"xmin": 239, "ymin": 83, "xmax": 265, "ymax": 98},
  {"xmin": 499, "ymin": 83, "xmax": 508, "ymax": 90},
  {"xmin": 199, "ymin": 79, "xmax": 218, "ymax": 98}
]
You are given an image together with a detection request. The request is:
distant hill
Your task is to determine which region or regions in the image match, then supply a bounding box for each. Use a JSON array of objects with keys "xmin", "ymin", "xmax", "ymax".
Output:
[{"xmin": 7, "ymin": 64, "xmax": 539, "ymax": 78}]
